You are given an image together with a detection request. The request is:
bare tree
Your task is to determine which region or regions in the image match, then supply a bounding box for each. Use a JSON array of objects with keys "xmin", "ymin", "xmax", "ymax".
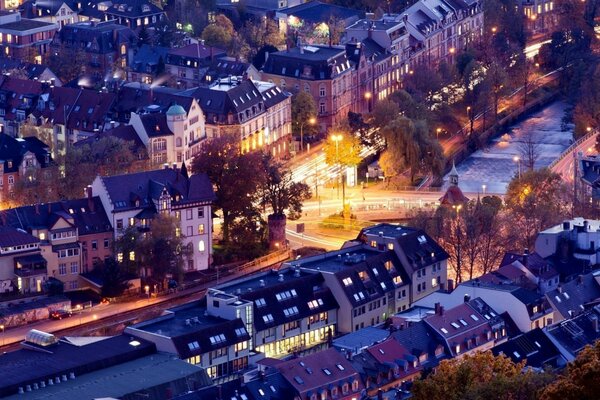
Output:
[{"xmin": 518, "ymin": 129, "xmax": 541, "ymax": 170}]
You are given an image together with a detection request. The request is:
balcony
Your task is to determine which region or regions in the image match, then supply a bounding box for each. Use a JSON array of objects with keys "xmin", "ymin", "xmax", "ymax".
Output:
[{"xmin": 14, "ymin": 254, "xmax": 47, "ymax": 277}]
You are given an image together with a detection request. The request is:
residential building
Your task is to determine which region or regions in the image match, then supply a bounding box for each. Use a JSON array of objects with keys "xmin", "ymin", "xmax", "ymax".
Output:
[
  {"xmin": 0, "ymin": 11, "xmax": 57, "ymax": 60},
  {"xmin": 545, "ymin": 272, "xmax": 600, "ymax": 322},
  {"xmin": 104, "ymin": 0, "xmax": 165, "ymax": 29},
  {"xmin": 185, "ymin": 78, "xmax": 291, "ymax": 157},
  {"xmin": 578, "ymin": 155, "xmax": 600, "ymax": 208},
  {"xmin": 53, "ymin": 20, "xmax": 133, "ymax": 79},
  {"xmin": 492, "ymin": 328, "xmax": 566, "ymax": 370},
  {"xmin": 125, "ymin": 301, "xmax": 253, "ymax": 382},
  {"xmin": 165, "ymin": 43, "xmax": 227, "ymax": 89},
  {"xmin": 276, "ymin": 1, "xmax": 364, "ymax": 36},
  {"xmin": 19, "ymin": 0, "xmax": 78, "ymax": 28},
  {"xmin": 127, "ymin": 44, "xmax": 169, "ymax": 84},
  {"xmin": 0, "ymin": 73, "xmax": 44, "ymax": 136},
  {"xmin": 517, "ymin": 0, "xmax": 558, "ymax": 36},
  {"xmin": 261, "ymin": 45, "xmax": 355, "ymax": 132},
  {"xmin": 415, "ymin": 281, "xmax": 554, "ymax": 332},
  {"xmin": 424, "ymin": 297, "xmax": 507, "ymax": 358},
  {"xmin": 200, "ymin": 57, "xmax": 261, "ymax": 86},
  {"xmin": 289, "ymin": 223, "xmax": 449, "ymax": 333},
  {"xmin": 545, "ymin": 305, "xmax": 600, "ymax": 361},
  {"xmin": 391, "ymin": 320, "xmax": 448, "ymax": 367},
  {"xmin": 216, "ymin": 0, "xmax": 303, "ymax": 16},
  {"xmin": 91, "ymin": 166, "xmax": 215, "ymax": 272},
  {"xmin": 0, "ymin": 57, "xmax": 61, "ymax": 84},
  {"xmin": 0, "ymin": 193, "xmax": 113, "ymax": 291},
  {"xmin": 111, "ymin": 82, "xmax": 193, "ymax": 122},
  {"xmin": 0, "ymin": 133, "xmax": 52, "ymax": 204},
  {"xmin": 0, "ymin": 333, "xmax": 212, "ymax": 399},
  {"xmin": 0, "ymin": 226, "xmax": 45, "ymax": 294},
  {"xmin": 487, "ymin": 250, "xmax": 560, "ymax": 294},
  {"xmin": 273, "ymin": 348, "xmax": 365, "ymax": 400}
]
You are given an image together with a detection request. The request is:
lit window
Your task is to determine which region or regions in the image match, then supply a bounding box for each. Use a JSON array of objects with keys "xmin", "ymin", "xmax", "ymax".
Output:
[
  {"xmin": 198, "ymin": 240, "xmax": 205, "ymax": 252},
  {"xmin": 129, "ymin": 251, "xmax": 135, "ymax": 261}
]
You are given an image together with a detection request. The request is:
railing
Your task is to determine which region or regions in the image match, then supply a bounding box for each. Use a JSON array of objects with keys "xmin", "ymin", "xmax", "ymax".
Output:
[{"xmin": 548, "ymin": 129, "xmax": 597, "ymax": 171}]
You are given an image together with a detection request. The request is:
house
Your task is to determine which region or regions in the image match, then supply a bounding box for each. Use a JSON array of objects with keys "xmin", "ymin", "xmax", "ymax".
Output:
[
  {"xmin": 73, "ymin": 123, "xmax": 148, "ymax": 166},
  {"xmin": 19, "ymin": 0, "xmax": 78, "ymax": 28},
  {"xmin": 0, "ymin": 133, "xmax": 52, "ymax": 204},
  {"xmin": 488, "ymin": 249, "xmax": 560, "ymax": 294},
  {"xmin": 127, "ymin": 44, "xmax": 169, "ymax": 84},
  {"xmin": 545, "ymin": 305, "xmax": 600, "ymax": 361},
  {"xmin": 111, "ymin": 82, "xmax": 193, "ymax": 122},
  {"xmin": 0, "ymin": 11, "xmax": 57, "ymax": 61},
  {"xmin": 165, "ymin": 43, "xmax": 227, "ymax": 89},
  {"xmin": 289, "ymin": 223, "xmax": 449, "ymax": 333},
  {"xmin": 185, "ymin": 78, "xmax": 291, "ymax": 157},
  {"xmin": 424, "ymin": 297, "xmax": 507, "ymax": 358},
  {"xmin": 274, "ymin": 348, "xmax": 364, "ymax": 400},
  {"xmin": 578, "ymin": 155, "xmax": 600, "ymax": 209},
  {"xmin": 0, "ymin": 226, "xmax": 45, "ymax": 294},
  {"xmin": 545, "ymin": 272, "xmax": 600, "ymax": 322},
  {"xmin": 0, "ymin": 192, "xmax": 113, "ymax": 291},
  {"xmin": 91, "ymin": 166, "xmax": 215, "ymax": 272},
  {"xmin": 276, "ymin": 1, "xmax": 364, "ymax": 36},
  {"xmin": 53, "ymin": 20, "xmax": 134, "ymax": 80},
  {"xmin": 391, "ymin": 320, "xmax": 448, "ymax": 368},
  {"xmin": 125, "ymin": 301, "xmax": 252, "ymax": 383},
  {"xmin": 332, "ymin": 325, "xmax": 390, "ymax": 356},
  {"xmin": 201, "ymin": 57, "xmax": 261, "ymax": 86},
  {"xmin": 0, "ymin": 332, "xmax": 212, "ymax": 399},
  {"xmin": 261, "ymin": 45, "xmax": 354, "ymax": 133},
  {"xmin": 439, "ymin": 163, "xmax": 469, "ymax": 207},
  {"xmin": 492, "ymin": 328, "xmax": 566, "ymax": 370},
  {"xmin": 104, "ymin": 0, "xmax": 166, "ymax": 29},
  {"xmin": 0, "ymin": 75, "xmax": 44, "ymax": 136},
  {"xmin": 0, "ymin": 57, "xmax": 61, "ymax": 84},
  {"xmin": 516, "ymin": 0, "xmax": 558, "ymax": 37}
]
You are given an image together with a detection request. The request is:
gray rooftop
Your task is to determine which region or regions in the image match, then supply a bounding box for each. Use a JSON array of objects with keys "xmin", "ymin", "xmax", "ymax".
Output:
[
  {"xmin": 292, "ymin": 244, "xmax": 383, "ymax": 273},
  {"xmin": 332, "ymin": 326, "xmax": 390, "ymax": 353},
  {"xmin": 216, "ymin": 267, "xmax": 313, "ymax": 294}
]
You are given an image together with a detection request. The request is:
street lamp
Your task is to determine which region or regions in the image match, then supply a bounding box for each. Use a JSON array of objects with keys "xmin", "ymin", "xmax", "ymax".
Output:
[
  {"xmin": 491, "ymin": 26, "xmax": 497, "ymax": 34},
  {"xmin": 144, "ymin": 285, "xmax": 150, "ymax": 302},
  {"xmin": 364, "ymin": 91, "xmax": 372, "ymax": 112},
  {"xmin": 482, "ymin": 184, "xmax": 487, "ymax": 195},
  {"xmin": 299, "ymin": 117, "xmax": 316, "ymax": 152},
  {"xmin": 436, "ymin": 127, "xmax": 442, "ymax": 140},
  {"xmin": 513, "ymin": 155, "xmax": 521, "ymax": 179},
  {"xmin": 587, "ymin": 126, "xmax": 592, "ymax": 133},
  {"xmin": 330, "ymin": 134, "xmax": 344, "ymax": 210}
]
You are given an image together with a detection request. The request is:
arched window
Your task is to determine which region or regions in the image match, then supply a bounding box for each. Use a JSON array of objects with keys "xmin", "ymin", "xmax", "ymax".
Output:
[{"xmin": 176, "ymin": 137, "xmax": 182, "ymax": 147}]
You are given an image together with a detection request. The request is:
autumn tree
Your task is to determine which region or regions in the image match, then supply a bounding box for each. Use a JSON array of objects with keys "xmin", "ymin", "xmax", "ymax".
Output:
[
  {"xmin": 46, "ymin": 43, "xmax": 87, "ymax": 83},
  {"xmin": 412, "ymin": 351, "xmax": 553, "ymax": 400},
  {"xmin": 518, "ymin": 129, "xmax": 541, "ymax": 171},
  {"xmin": 505, "ymin": 168, "xmax": 571, "ymax": 250},
  {"xmin": 96, "ymin": 257, "xmax": 132, "ymax": 298},
  {"xmin": 192, "ymin": 135, "xmax": 265, "ymax": 243},
  {"xmin": 201, "ymin": 14, "xmax": 235, "ymax": 50},
  {"xmin": 240, "ymin": 18, "xmax": 284, "ymax": 61},
  {"xmin": 542, "ymin": 341, "xmax": 600, "ymax": 400},
  {"xmin": 291, "ymin": 91, "xmax": 318, "ymax": 148}
]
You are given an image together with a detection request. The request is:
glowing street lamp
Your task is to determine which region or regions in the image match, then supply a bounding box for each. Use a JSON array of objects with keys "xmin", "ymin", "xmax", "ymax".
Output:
[
  {"xmin": 330, "ymin": 134, "xmax": 343, "ymax": 206},
  {"xmin": 436, "ymin": 127, "xmax": 442, "ymax": 139},
  {"xmin": 513, "ymin": 155, "xmax": 521, "ymax": 179},
  {"xmin": 482, "ymin": 184, "xmax": 487, "ymax": 195},
  {"xmin": 144, "ymin": 285, "xmax": 150, "ymax": 302},
  {"xmin": 0, "ymin": 324, "xmax": 4, "ymax": 346},
  {"xmin": 491, "ymin": 26, "xmax": 497, "ymax": 34},
  {"xmin": 364, "ymin": 91, "xmax": 372, "ymax": 112},
  {"xmin": 299, "ymin": 117, "xmax": 316, "ymax": 152}
]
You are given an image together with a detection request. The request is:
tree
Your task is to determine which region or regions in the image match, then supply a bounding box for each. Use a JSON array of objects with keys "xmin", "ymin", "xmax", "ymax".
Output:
[
  {"xmin": 137, "ymin": 24, "xmax": 151, "ymax": 47},
  {"xmin": 154, "ymin": 19, "xmax": 184, "ymax": 47},
  {"xmin": 201, "ymin": 14, "xmax": 235, "ymax": 49},
  {"xmin": 96, "ymin": 257, "xmax": 132, "ymax": 298},
  {"xmin": 240, "ymin": 18, "xmax": 284, "ymax": 61},
  {"xmin": 113, "ymin": 226, "xmax": 143, "ymax": 276},
  {"xmin": 542, "ymin": 341, "xmax": 600, "ymax": 400},
  {"xmin": 252, "ymin": 44, "xmax": 278, "ymax": 70},
  {"xmin": 518, "ymin": 130, "xmax": 541, "ymax": 171},
  {"xmin": 192, "ymin": 135, "xmax": 265, "ymax": 242},
  {"xmin": 412, "ymin": 351, "xmax": 553, "ymax": 400},
  {"xmin": 505, "ymin": 168, "xmax": 570, "ymax": 249},
  {"xmin": 46, "ymin": 43, "xmax": 87, "ymax": 83},
  {"xmin": 291, "ymin": 91, "xmax": 318, "ymax": 147},
  {"xmin": 370, "ymin": 99, "xmax": 400, "ymax": 129}
]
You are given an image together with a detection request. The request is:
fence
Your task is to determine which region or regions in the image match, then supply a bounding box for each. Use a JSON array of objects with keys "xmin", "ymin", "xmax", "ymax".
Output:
[{"xmin": 548, "ymin": 129, "xmax": 597, "ymax": 171}]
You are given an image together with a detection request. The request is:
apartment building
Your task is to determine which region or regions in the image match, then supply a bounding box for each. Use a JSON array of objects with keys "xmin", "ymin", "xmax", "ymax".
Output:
[
  {"xmin": 19, "ymin": 0, "xmax": 78, "ymax": 28},
  {"xmin": 165, "ymin": 43, "xmax": 227, "ymax": 89},
  {"xmin": 0, "ymin": 11, "xmax": 57, "ymax": 60},
  {"xmin": 91, "ymin": 166, "xmax": 215, "ymax": 272},
  {"xmin": 104, "ymin": 0, "xmax": 166, "ymax": 29},
  {"xmin": 0, "ymin": 226, "xmax": 44, "ymax": 294}
]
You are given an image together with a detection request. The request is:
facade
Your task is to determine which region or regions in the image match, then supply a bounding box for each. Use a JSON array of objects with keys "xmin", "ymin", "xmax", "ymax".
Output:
[
  {"xmin": 0, "ymin": 194, "xmax": 113, "ymax": 292},
  {"xmin": 0, "ymin": 11, "xmax": 57, "ymax": 60},
  {"xmin": 165, "ymin": 43, "xmax": 227, "ymax": 89},
  {"xmin": 53, "ymin": 21, "xmax": 133, "ymax": 79},
  {"xmin": 0, "ymin": 226, "xmax": 44, "ymax": 294},
  {"xmin": 0, "ymin": 133, "xmax": 52, "ymax": 205},
  {"xmin": 261, "ymin": 45, "xmax": 354, "ymax": 132},
  {"xmin": 91, "ymin": 166, "xmax": 215, "ymax": 272},
  {"xmin": 19, "ymin": 0, "xmax": 78, "ymax": 28},
  {"xmin": 104, "ymin": 0, "xmax": 165, "ymax": 28},
  {"xmin": 187, "ymin": 78, "xmax": 291, "ymax": 157},
  {"xmin": 290, "ymin": 223, "xmax": 449, "ymax": 333},
  {"xmin": 517, "ymin": 0, "xmax": 558, "ymax": 36}
]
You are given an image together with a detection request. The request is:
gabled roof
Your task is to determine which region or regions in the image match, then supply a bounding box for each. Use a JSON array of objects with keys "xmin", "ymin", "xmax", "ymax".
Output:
[
  {"xmin": 0, "ymin": 57, "xmax": 57, "ymax": 81},
  {"xmin": 492, "ymin": 328, "xmax": 565, "ymax": 370},
  {"xmin": 130, "ymin": 44, "xmax": 169, "ymax": 73},
  {"xmin": 546, "ymin": 306, "xmax": 600, "ymax": 359},
  {"xmin": 392, "ymin": 320, "xmax": 447, "ymax": 364},
  {"xmin": 172, "ymin": 317, "xmax": 250, "ymax": 359},
  {"xmin": 106, "ymin": 0, "xmax": 164, "ymax": 17},
  {"xmin": 139, "ymin": 112, "xmax": 173, "ymax": 137},
  {"xmin": 262, "ymin": 45, "xmax": 352, "ymax": 80},
  {"xmin": 74, "ymin": 124, "xmax": 146, "ymax": 154},
  {"xmin": 0, "ymin": 134, "xmax": 52, "ymax": 173},
  {"xmin": 19, "ymin": 0, "xmax": 74, "ymax": 18},
  {"xmin": 167, "ymin": 43, "xmax": 226, "ymax": 60},
  {"xmin": 0, "ymin": 75, "xmax": 43, "ymax": 120},
  {"xmin": 275, "ymin": 348, "xmax": 363, "ymax": 396},
  {"xmin": 546, "ymin": 273, "xmax": 600, "ymax": 320},
  {"xmin": 0, "ymin": 226, "xmax": 39, "ymax": 248},
  {"xmin": 57, "ymin": 21, "xmax": 135, "ymax": 54},
  {"xmin": 112, "ymin": 84, "xmax": 193, "ymax": 121}
]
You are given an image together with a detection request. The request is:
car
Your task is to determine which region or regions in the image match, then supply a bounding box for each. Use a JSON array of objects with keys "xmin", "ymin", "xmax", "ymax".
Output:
[{"xmin": 50, "ymin": 309, "xmax": 72, "ymax": 320}]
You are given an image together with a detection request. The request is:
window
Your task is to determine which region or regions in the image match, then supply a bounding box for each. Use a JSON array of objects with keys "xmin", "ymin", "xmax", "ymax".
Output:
[
  {"xmin": 58, "ymin": 263, "xmax": 67, "ymax": 275},
  {"xmin": 198, "ymin": 240, "xmax": 205, "ymax": 252},
  {"xmin": 342, "ymin": 277, "xmax": 353, "ymax": 286},
  {"xmin": 235, "ymin": 327, "xmax": 247, "ymax": 337},
  {"xmin": 70, "ymin": 262, "xmax": 78, "ymax": 274},
  {"xmin": 209, "ymin": 334, "xmax": 226, "ymax": 345},
  {"xmin": 235, "ymin": 341, "xmax": 247, "ymax": 352},
  {"xmin": 187, "ymin": 226, "xmax": 193, "ymax": 236},
  {"xmin": 319, "ymin": 86, "xmax": 326, "ymax": 97},
  {"xmin": 186, "ymin": 209, "xmax": 193, "ymax": 220},
  {"xmin": 319, "ymin": 102, "xmax": 326, "ymax": 114},
  {"xmin": 197, "ymin": 207, "xmax": 204, "ymax": 218},
  {"xmin": 255, "ymin": 298, "xmax": 266, "ymax": 308},
  {"xmin": 129, "ymin": 251, "xmax": 135, "ymax": 261},
  {"xmin": 91, "ymin": 240, "xmax": 98, "ymax": 250},
  {"xmin": 104, "ymin": 238, "xmax": 110, "ymax": 248},
  {"xmin": 198, "ymin": 224, "xmax": 205, "ymax": 234},
  {"xmin": 116, "ymin": 219, "xmax": 123, "ymax": 229},
  {"xmin": 262, "ymin": 314, "xmax": 274, "ymax": 324}
]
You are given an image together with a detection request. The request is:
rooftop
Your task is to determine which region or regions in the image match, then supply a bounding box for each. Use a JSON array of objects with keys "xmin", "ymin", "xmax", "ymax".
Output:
[
  {"xmin": 292, "ymin": 244, "xmax": 383, "ymax": 273},
  {"xmin": 0, "ymin": 18, "xmax": 56, "ymax": 32},
  {"xmin": 332, "ymin": 326, "xmax": 390, "ymax": 354}
]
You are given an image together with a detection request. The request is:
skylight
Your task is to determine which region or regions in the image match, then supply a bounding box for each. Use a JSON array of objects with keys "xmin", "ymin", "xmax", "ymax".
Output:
[
  {"xmin": 441, "ymin": 328, "xmax": 448, "ymax": 334},
  {"xmin": 209, "ymin": 334, "xmax": 226, "ymax": 345},
  {"xmin": 294, "ymin": 376, "xmax": 304, "ymax": 384},
  {"xmin": 343, "ymin": 277, "xmax": 353, "ymax": 286},
  {"xmin": 187, "ymin": 341, "xmax": 199, "ymax": 350},
  {"xmin": 459, "ymin": 319, "xmax": 468, "ymax": 326},
  {"xmin": 323, "ymin": 368, "xmax": 332, "ymax": 375},
  {"xmin": 470, "ymin": 314, "xmax": 479, "ymax": 321},
  {"xmin": 235, "ymin": 327, "xmax": 246, "ymax": 337},
  {"xmin": 255, "ymin": 298, "xmax": 266, "ymax": 308},
  {"xmin": 263, "ymin": 314, "xmax": 274, "ymax": 324},
  {"xmin": 563, "ymin": 292, "xmax": 570, "ymax": 299},
  {"xmin": 555, "ymin": 296, "xmax": 562, "ymax": 303},
  {"xmin": 451, "ymin": 322, "xmax": 460, "ymax": 329},
  {"xmin": 513, "ymin": 351, "xmax": 521, "ymax": 358},
  {"xmin": 336, "ymin": 363, "xmax": 345, "ymax": 371}
]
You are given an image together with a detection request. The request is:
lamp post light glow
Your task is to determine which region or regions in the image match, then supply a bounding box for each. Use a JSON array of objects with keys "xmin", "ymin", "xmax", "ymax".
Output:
[
  {"xmin": 299, "ymin": 117, "xmax": 316, "ymax": 152},
  {"xmin": 0, "ymin": 324, "xmax": 4, "ymax": 346},
  {"xmin": 145, "ymin": 285, "xmax": 150, "ymax": 302},
  {"xmin": 330, "ymin": 134, "xmax": 343, "ymax": 208},
  {"xmin": 513, "ymin": 155, "xmax": 521, "ymax": 179},
  {"xmin": 482, "ymin": 184, "xmax": 487, "ymax": 195},
  {"xmin": 364, "ymin": 91, "xmax": 372, "ymax": 112}
]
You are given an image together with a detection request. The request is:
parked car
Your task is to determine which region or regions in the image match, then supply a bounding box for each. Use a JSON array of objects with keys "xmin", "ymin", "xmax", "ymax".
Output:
[{"xmin": 49, "ymin": 309, "xmax": 72, "ymax": 320}]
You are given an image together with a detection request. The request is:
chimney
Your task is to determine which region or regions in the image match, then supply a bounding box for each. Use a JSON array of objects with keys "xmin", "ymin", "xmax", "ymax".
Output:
[
  {"xmin": 86, "ymin": 185, "xmax": 94, "ymax": 212},
  {"xmin": 300, "ymin": 46, "xmax": 304, "ymax": 54},
  {"xmin": 439, "ymin": 306, "xmax": 444, "ymax": 316},
  {"xmin": 523, "ymin": 248, "xmax": 529, "ymax": 267},
  {"xmin": 434, "ymin": 302, "xmax": 440, "ymax": 315},
  {"xmin": 278, "ymin": 273, "xmax": 284, "ymax": 282},
  {"xmin": 464, "ymin": 294, "xmax": 471, "ymax": 303},
  {"xmin": 447, "ymin": 279, "xmax": 454, "ymax": 292},
  {"xmin": 584, "ymin": 220, "xmax": 589, "ymax": 232},
  {"xmin": 592, "ymin": 314, "xmax": 599, "ymax": 332},
  {"xmin": 563, "ymin": 221, "xmax": 570, "ymax": 231},
  {"xmin": 577, "ymin": 274, "xmax": 584, "ymax": 285},
  {"xmin": 557, "ymin": 285, "xmax": 562, "ymax": 293}
]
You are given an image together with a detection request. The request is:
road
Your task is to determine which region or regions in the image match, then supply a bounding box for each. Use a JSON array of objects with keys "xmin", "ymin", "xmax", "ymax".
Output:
[{"xmin": 551, "ymin": 131, "xmax": 598, "ymax": 182}]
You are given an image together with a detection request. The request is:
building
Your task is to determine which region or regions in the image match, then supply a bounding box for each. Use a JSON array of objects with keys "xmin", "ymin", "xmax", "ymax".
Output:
[
  {"xmin": 185, "ymin": 78, "xmax": 292, "ymax": 157},
  {"xmin": 0, "ymin": 11, "xmax": 57, "ymax": 60},
  {"xmin": 439, "ymin": 163, "xmax": 469, "ymax": 207},
  {"xmin": 0, "ymin": 226, "xmax": 45, "ymax": 294},
  {"xmin": 91, "ymin": 166, "xmax": 215, "ymax": 272},
  {"xmin": 545, "ymin": 272, "xmax": 600, "ymax": 322},
  {"xmin": 273, "ymin": 348, "xmax": 365, "ymax": 400},
  {"xmin": 517, "ymin": 0, "xmax": 558, "ymax": 37},
  {"xmin": 19, "ymin": 0, "xmax": 78, "ymax": 28},
  {"xmin": 0, "ymin": 133, "xmax": 52, "ymax": 204},
  {"xmin": 0, "ymin": 57, "xmax": 61, "ymax": 83},
  {"xmin": 578, "ymin": 155, "xmax": 600, "ymax": 209},
  {"xmin": 0, "ymin": 193, "xmax": 113, "ymax": 291},
  {"xmin": 488, "ymin": 250, "xmax": 560, "ymax": 294},
  {"xmin": 127, "ymin": 44, "xmax": 169, "ymax": 84},
  {"xmin": 104, "ymin": 0, "xmax": 166, "ymax": 29},
  {"xmin": 545, "ymin": 305, "xmax": 600, "ymax": 361},
  {"xmin": 217, "ymin": 0, "xmax": 303, "ymax": 16},
  {"xmin": 276, "ymin": 1, "xmax": 364, "ymax": 38},
  {"xmin": 125, "ymin": 301, "xmax": 253, "ymax": 382},
  {"xmin": 165, "ymin": 43, "xmax": 227, "ymax": 89},
  {"xmin": 288, "ymin": 223, "xmax": 449, "ymax": 333},
  {"xmin": 53, "ymin": 20, "xmax": 133, "ymax": 79},
  {"xmin": 261, "ymin": 45, "xmax": 355, "ymax": 132},
  {"xmin": 492, "ymin": 328, "xmax": 566, "ymax": 370},
  {"xmin": 0, "ymin": 73, "xmax": 44, "ymax": 136}
]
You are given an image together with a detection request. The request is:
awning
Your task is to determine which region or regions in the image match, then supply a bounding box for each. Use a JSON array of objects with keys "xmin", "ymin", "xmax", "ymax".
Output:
[
  {"xmin": 14, "ymin": 254, "xmax": 46, "ymax": 265},
  {"xmin": 52, "ymin": 242, "xmax": 80, "ymax": 252}
]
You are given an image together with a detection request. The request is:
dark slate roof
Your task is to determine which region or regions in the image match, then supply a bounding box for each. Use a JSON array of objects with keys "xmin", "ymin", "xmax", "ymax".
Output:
[
  {"xmin": 57, "ymin": 21, "xmax": 135, "ymax": 55},
  {"xmin": 74, "ymin": 124, "xmax": 146, "ymax": 154},
  {"xmin": 546, "ymin": 273, "xmax": 600, "ymax": 319},
  {"xmin": 345, "ymin": 39, "xmax": 390, "ymax": 67},
  {"xmin": 0, "ymin": 226, "xmax": 39, "ymax": 247},
  {"xmin": 0, "ymin": 197, "xmax": 112, "ymax": 236},
  {"xmin": 279, "ymin": 1, "xmax": 364, "ymax": 25},
  {"xmin": 99, "ymin": 167, "xmax": 215, "ymax": 211},
  {"xmin": 0, "ymin": 75, "xmax": 43, "ymax": 121},
  {"xmin": 0, "ymin": 18, "xmax": 56, "ymax": 31},
  {"xmin": 546, "ymin": 307, "xmax": 600, "ymax": 358},
  {"xmin": 106, "ymin": 0, "xmax": 163, "ymax": 17},
  {"xmin": 0, "ymin": 133, "xmax": 52, "ymax": 173},
  {"xmin": 112, "ymin": 84, "xmax": 193, "ymax": 121},
  {"xmin": 391, "ymin": 320, "xmax": 447, "ymax": 366},
  {"xmin": 580, "ymin": 156, "xmax": 600, "ymax": 188},
  {"xmin": 172, "ymin": 317, "xmax": 250, "ymax": 359},
  {"xmin": 244, "ymin": 371, "xmax": 295, "ymax": 400},
  {"xmin": 0, "ymin": 334, "xmax": 156, "ymax": 398},
  {"xmin": 19, "ymin": 0, "xmax": 75, "ymax": 18},
  {"xmin": 130, "ymin": 44, "xmax": 169, "ymax": 73},
  {"xmin": 210, "ymin": 57, "xmax": 253, "ymax": 78},
  {"xmin": 0, "ymin": 57, "xmax": 56, "ymax": 81},
  {"xmin": 262, "ymin": 45, "xmax": 352, "ymax": 80},
  {"xmin": 500, "ymin": 251, "xmax": 558, "ymax": 280},
  {"xmin": 259, "ymin": 83, "xmax": 289, "ymax": 109},
  {"xmin": 166, "ymin": 43, "xmax": 226, "ymax": 62},
  {"xmin": 139, "ymin": 112, "xmax": 173, "ymax": 137},
  {"xmin": 492, "ymin": 328, "xmax": 565, "ymax": 370}
]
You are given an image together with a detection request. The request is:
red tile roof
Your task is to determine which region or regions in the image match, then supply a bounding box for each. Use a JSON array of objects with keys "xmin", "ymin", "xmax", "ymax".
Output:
[
  {"xmin": 439, "ymin": 185, "xmax": 469, "ymax": 206},
  {"xmin": 366, "ymin": 339, "xmax": 410, "ymax": 364}
]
